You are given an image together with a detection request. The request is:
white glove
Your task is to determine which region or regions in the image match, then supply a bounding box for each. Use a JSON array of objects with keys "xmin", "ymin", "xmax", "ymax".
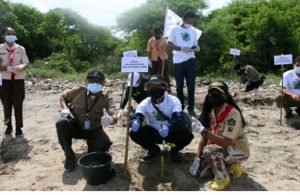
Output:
[
  {"xmin": 101, "ymin": 108, "xmax": 113, "ymax": 127},
  {"xmin": 192, "ymin": 45, "xmax": 200, "ymax": 52},
  {"xmin": 148, "ymin": 59, "xmax": 152, "ymax": 67},
  {"xmin": 181, "ymin": 47, "xmax": 193, "ymax": 53},
  {"xmin": 191, "ymin": 117, "xmax": 205, "ymax": 134},
  {"xmin": 118, "ymin": 109, "xmax": 125, "ymax": 119},
  {"xmin": 61, "ymin": 108, "xmax": 73, "ymax": 118},
  {"xmin": 7, "ymin": 66, "xmax": 17, "ymax": 73}
]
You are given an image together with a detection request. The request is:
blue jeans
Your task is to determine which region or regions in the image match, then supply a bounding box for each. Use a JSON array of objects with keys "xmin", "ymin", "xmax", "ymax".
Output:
[{"xmin": 174, "ymin": 58, "xmax": 195, "ymax": 110}]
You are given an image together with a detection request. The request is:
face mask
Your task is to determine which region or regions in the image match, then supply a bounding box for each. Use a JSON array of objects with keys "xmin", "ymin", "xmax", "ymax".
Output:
[
  {"xmin": 148, "ymin": 88, "xmax": 165, "ymax": 100},
  {"xmin": 208, "ymin": 94, "xmax": 226, "ymax": 107},
  {"xmin": 295, "ymin": 67, "xmax": 300, "ymax": 74},
  {"xmin": 183, "ymin": 24, "xmax": 192, "ymax": 28},
  {"xmin": 5, "ymin": 35, "xmax": 17, "ymax": 43},
  {"xmin": 87, "ymin": 83, "xmax": 102, "ymax": 94},
  {"xmin": 155, "ymin": 36, "xmax": 161, "ymax": 40}
]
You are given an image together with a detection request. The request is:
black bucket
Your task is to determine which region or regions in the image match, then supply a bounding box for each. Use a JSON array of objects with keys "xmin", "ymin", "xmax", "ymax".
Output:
[{"xmin": 78, "ymin": 152, "xmax": 115, "ymax": 186}]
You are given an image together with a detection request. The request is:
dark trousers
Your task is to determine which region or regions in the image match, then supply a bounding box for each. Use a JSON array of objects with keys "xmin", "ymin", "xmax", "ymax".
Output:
[
  {"xmin": 56, "ymin": 118, "xmax": 112, "ymax": 159},
  {"xmin": 150, "ymin": 58, "xmax": 171, "ymax": 89},
  {"xmin": 246, "ymin": 78, "xmax": 264, "ymax": 92},
  {"xmin": 130, "ymin": 125, "xmax": 193, "ymax": 152},
  {"xmin": 174, "ymin": 58, "xmax": 196, "ymax": 109},
  {"xmin": 0, "ymin": 78, "xmax": 25, "ymax": 129}
]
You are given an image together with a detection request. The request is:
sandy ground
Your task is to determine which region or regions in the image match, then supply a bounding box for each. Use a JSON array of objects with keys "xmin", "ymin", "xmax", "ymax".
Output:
[{"xmin": 0, "ymin": 79, "xmax": 300, "ymax": 191}]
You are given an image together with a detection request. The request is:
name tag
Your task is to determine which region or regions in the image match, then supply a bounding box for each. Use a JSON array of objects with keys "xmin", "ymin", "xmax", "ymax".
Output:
[{"xmin": 84, "ymin": 119, "xmax": 91, "ymax": 130}]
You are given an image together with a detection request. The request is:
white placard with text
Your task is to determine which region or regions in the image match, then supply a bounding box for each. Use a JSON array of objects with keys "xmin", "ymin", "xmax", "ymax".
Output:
[
  {"xmin": 121, "ymin": 57, "xmax": 148, "ymax": 73},
  {"xmin": 123, "ymin": 50, "xmax": 137, "ymax": 57},
  {"xmin": 274, "ymin": 54, "xmax": 293, "ymax": 65},
  {"xmin": 230, "ymin": 48, "xmax": 241, "ymax": 56}
]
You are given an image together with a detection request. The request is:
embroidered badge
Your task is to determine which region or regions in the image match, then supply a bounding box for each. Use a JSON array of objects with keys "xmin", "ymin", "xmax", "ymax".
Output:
[
  {"xmin": 227, "ymin": 118, "xmax": 236, "ymax": 126},
  {"xmin": 227, "ymin": 127, "xmax": 234, "ymax": 132}
]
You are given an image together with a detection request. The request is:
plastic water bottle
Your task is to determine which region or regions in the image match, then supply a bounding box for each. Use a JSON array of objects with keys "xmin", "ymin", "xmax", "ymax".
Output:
[
  {"xmin": 191, "ymin": 116, "xmax": 205, "ymax": 134},
  {"xmin": 189, "ymin": 157, "xmax": 201, "ymax": 176}
]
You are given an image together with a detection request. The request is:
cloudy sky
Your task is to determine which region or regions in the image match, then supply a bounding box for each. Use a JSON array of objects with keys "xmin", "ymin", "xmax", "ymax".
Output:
[{"xmin": 8, "ymin": 0, "xmax": 232, "ymax": 27}]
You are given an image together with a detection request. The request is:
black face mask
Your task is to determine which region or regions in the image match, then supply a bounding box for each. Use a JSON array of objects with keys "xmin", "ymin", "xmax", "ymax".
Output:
[
  {"xmin": 209, "ymin": 94, "xmax": 226, "ymax": 107},
  {"xmin": 155, "ymin": 36, "xmax": 161, "ymax": 40},
  {"xmin": 148, "ymin": 88, "xmax": 165, "ymax": 100}
]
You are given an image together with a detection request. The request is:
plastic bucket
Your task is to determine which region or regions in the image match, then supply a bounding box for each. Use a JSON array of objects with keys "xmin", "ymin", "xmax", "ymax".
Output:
[{"xmin": 78, "ymin": 152, "xmax": 115, "ymax": 185}]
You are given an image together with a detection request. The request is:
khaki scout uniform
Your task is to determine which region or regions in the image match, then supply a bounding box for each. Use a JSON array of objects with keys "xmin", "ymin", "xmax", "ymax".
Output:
[
  {"xmin": 202, "ymin": 103, "xmax": 250, "ymax": 180},
  {"xmin": 56, "ymin": 87, "xmax": 116, "ymax": 159},
  {"xmin": 0, "ymin": 42, "xmax": 29, "ymax": 131}
]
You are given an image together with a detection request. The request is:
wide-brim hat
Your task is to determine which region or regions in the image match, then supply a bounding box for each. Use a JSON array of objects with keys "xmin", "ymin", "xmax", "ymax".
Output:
[
  {"xmin": 144, "ymin": 75, "xmax": 168, "ymax": 90},
  {"xmin": 87, "ymin": 70, "xmax": 105, "ymax": 80}
]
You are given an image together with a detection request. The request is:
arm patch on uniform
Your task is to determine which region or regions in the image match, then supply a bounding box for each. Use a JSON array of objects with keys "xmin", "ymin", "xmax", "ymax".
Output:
[
  {"xmin": 227, "ymin": 127, "xmax": 234, "ymax": 132},
  {"xmin": 227, "ymin": 118, "xmax": 236, "ymax": 126}
]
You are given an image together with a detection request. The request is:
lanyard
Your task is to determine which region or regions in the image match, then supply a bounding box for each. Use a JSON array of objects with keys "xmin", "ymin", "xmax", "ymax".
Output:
[{"xmin": 85, "ymin": 93, "xmax": 100, "ymax": 115}]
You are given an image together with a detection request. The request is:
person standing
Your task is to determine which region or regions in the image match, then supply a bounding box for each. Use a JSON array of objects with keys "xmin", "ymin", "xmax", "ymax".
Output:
[
  {"xmin": 147, "ymin": 27, "xmax": 171, "ymax": 91},
  {"xmin": 167, "ymin": 11, "xmax": 200, "ymax": 117},
  {"xmin": 0, "ymin": 27, "xmax": 29, "ymax": 138}
]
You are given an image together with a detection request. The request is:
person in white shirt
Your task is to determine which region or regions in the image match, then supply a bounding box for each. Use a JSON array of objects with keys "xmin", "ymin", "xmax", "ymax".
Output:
[
  {"xmin": 275, "ymin": 56, "xmax": 300, "ymax": 119},
  {"xmin": 129, "ymin": 75, "xmax": 194, "ymax": 162},
  {"xmin": 167, "ymin": 11, "xmax": 200, "ymax": 117}
]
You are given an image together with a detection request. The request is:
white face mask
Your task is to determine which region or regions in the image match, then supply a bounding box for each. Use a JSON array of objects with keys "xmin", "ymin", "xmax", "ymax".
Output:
[
  {"xmin": 183, "ymin": 23, "xmax": 192, "ymax": 28},
  {"xmin": 294, "ymin": 67, "xmax": 300, "ymax": 74}
]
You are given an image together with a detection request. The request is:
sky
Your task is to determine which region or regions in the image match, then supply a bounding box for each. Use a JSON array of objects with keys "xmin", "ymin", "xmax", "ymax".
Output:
[{"xmin": 8, "ymin": 0, "xmax": 232, "ymax": 27}]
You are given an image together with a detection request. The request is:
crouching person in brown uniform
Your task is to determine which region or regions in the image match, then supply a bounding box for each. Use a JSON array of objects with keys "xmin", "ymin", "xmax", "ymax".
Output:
[{"xmin": 56, "ymin": 70, "xmax": 117, "ymax": 172}]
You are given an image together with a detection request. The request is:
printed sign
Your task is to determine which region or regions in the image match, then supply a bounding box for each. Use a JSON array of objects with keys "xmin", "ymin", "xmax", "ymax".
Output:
[
  {"xmin": 274, "ymin": 54, "xmax": 293, "ymax": 65},
  {"xmin": 121, "ymin": 57, "xmax": 148, "ymax": 73},
  {"xmin": 230, "ymin": 48, "xmax": 241, "ymax": 56},
  {"xmin": 123, "ymin": 50, "xmax": 137, "ymax": 57}
]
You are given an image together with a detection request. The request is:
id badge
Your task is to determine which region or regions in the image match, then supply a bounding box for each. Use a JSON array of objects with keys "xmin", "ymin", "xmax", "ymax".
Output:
[{"xmin": 85, "ymin": 119, "xmax": 91, "ymax": 130}]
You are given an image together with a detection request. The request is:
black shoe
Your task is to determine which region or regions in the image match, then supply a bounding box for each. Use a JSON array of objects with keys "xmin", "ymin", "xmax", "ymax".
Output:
[
  {"xmin": 142, "ymin": 146, "xmax": 160, "ymax": 161},
  {"xmin": 15, "ymin": 128, "xmax": 24, "ymax": 138},
  {"xmin": 295, "ymin": 107, "xmax": 300, "ymax": 116},
  {"xmin": 170, "ymin": 150, "xmax": 183, "ymax": 163},
  {"xmin": 188, "ymin": 108, "xmax": 197, "ymax": 117},
  {"xmin": 64, "ymin": 157, "xmax": 76, "ymax": 172},
  {"xmin": 285, "ymin": 109, "xmax": 293, "ymax": 119},
  {"xmin": 5, "ymin": 126, "xmax": 12, "ymax": 136}
]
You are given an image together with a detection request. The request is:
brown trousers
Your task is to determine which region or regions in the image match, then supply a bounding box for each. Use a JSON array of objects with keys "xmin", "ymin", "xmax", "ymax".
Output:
[
  {"xmin": 150, "ymin": 58, "xmax": 171, "ymax": 89},
  {"xmin": 0, "ymin": 78, "xmax": 25, "ymax": 128}
]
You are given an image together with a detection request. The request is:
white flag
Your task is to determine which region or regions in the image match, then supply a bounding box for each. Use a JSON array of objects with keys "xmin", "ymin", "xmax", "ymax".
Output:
[{"xmin": 163, "ymin": 8, "xmax": 202, "ymax": 40}]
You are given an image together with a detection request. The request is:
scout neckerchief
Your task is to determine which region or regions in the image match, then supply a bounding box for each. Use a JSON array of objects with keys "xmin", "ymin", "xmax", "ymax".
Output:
[
  {"xmin": 84, "ymin": 92, "xmax": 101, "ymax": 129},
  {"xmin": 208, "ymin": 104, "xmax": 234, "ymax": 145},
  {"xmin": 6, "ymin": 48, "xmax": 15, "ymax": 77}
]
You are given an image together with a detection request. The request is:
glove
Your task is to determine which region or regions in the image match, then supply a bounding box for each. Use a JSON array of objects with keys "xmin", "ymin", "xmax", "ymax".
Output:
[
  {"xmin": 118, "ymin": 109, "xmax": 125, "ymax": 119},
  {"xmin": 189, "ymin": 157, "xmax": 202, "ymax": 176},
  {"xmin": 131, "ymin": 120, "xmax": 140, "ymax": 132},
  {"xmin": 101, "ymin": 108, "xmax": 113, "ymax": 127},
  {"xmin": 7, "ymin": 66, "xmax": 17, "ymax": 73},
  {"xmin": 61, "ymin": 108, "xmax": 73, "ymax": 118},
  {"xmin": 192, "ymin": 45, "xmax": 200, "ymax": 52},
  {"xmin": 181, "ymin": 47, "xmax": 193, "ymax": 53},
  {"xmin": 159, "ymin": 125, "xmax": 169, "ymax": 138},
  {"xmin": 148, "ymin": 59, "xmax": 152, "ymax": 68}
]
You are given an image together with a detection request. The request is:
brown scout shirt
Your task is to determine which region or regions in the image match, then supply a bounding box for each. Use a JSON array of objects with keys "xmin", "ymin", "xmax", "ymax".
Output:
[
  {"xmin": 241, "ymin": 65, "xmax": 260, "ymax": 84},
  {"xmin": 210, "ymin": 103, "xmax": 250, "ymax": 158},
  {"xmin": 62, "ymin": 87, "xmax": 115, "ymax": 129},
  {"xmin": 0, "ymin": 42, "xmax": 29, "ymax": 80},
  {"xmin": 146, "ymin": 37, "xmax": 168, "ymax": 61}
]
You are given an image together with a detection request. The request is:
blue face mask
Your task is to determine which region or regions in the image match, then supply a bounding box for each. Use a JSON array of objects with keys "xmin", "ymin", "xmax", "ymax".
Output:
[
  {"xmin": 87, "ymin": 83, "xmax": 103, "ymax": 94},
  {"xmin": 5, "ymin": 35, "xmax": 17, "ymax": 43},
  {"xmin": 295, "ymin": 67, "xmax": 300, "ymax": 74},
  {"xmin": 183, "ymin": 23, "xmax": 192, "ymax": 28}
]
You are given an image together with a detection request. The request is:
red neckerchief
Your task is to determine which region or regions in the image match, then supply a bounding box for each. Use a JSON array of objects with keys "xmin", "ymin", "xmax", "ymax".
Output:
[
  {"xmin": 6, "ymin": 48, "xmax": 15, "ymax": 77},
  {"xmin": 208, "ymin": 104, "xmax": 234, "ymax": 144}
]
